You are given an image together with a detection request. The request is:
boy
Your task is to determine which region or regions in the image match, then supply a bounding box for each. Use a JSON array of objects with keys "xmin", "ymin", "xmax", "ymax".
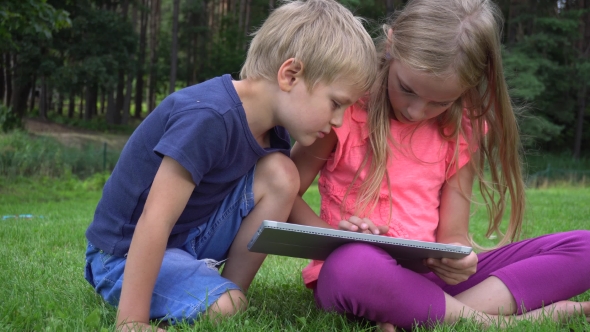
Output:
[{"xmin": 84, "ymin": 0, "xmax": 377, "ymax": 330}]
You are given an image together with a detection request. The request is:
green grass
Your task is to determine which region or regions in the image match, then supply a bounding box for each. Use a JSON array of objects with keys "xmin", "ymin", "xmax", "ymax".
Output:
[{"xmin": 0, "ymin": 178, "xmax": 589, "ymax": 331}]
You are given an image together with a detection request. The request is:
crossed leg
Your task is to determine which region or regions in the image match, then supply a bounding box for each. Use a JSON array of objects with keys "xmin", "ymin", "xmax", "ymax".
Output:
[{"xmin": 316, "ymin": 231, "xmax": 590, "ymax": 331}]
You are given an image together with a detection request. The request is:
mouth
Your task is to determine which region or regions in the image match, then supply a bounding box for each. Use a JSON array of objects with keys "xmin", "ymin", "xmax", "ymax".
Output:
[
  {"xmin": 403, "ymin": 114, "xmax": 414, "ymax": 122},
  {"xmin": 398, "ymin": 111, "xmax": 415, "ymax": 123},
  {"xmin": 318, "ymin": 129, "xmax": 331, "ymax": 139}
]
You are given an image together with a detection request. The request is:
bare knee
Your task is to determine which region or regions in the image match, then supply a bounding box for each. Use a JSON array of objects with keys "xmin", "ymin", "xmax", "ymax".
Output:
[
  {"xmin": 207, "ymin": 289, "xmax": 248, "ymax": 319},
  {"xmin": 253, "ymin": 152, "xmax": 299, "ymax": 202}
]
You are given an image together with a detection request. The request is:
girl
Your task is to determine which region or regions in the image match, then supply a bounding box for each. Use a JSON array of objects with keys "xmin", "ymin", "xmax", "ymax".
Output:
[{"xmin": 288, "ymin": 0, "xmax": 590, "ymax": 330}]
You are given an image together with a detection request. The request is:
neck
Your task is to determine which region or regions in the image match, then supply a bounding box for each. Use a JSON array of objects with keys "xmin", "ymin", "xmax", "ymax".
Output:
[{"xmin": 233, "ymin": 78, "xmax": 279, "ymax": 147}]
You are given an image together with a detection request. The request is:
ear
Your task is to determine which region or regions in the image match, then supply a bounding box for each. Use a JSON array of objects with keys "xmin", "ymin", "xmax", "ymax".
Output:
[
  {"xmin": 387, "ymin": 28, "xmax": 394, "ymax": 44},
  {"xmin": 277, "ymin": 58, "xmax": 304, "ymax": 92},
  {"xmin": 386, "ymin": 28, "xmax": 394, "ymax": 54}
]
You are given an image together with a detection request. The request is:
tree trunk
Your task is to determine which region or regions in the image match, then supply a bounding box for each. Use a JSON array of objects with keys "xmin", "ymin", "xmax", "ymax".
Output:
[
  {"xmin": 198, "ymin": 0, "xmax": 210, "ymax": 82},
  {"xmin": 68, "ymin": 91, "xmax": 75, "ymax": 118},
  {"xmin": 85, "ymin": 84, "xmax": 97, "ymax": 120},
  {"xmin": 10, "ymin": 80, "xmax": 31, "ymax": 119},
  {"xmin": 0, "ymin": 53, "xmax": 4, "ymax": 105},
  {"xmin": 169, "ymin": 0, "xmax": 180, "ymax": 94},
  {"xmin": 100, "ymin": 88, "xmax": 106, "ymax": 115},
  {"xmin": 4, "ymin": 53, "xmax": 13, "ymax": 107},
  {"xmin": 57, "ymin": 92, "xmax": 63, "ymax": 115},
  {"xmin": 385, "ymin": 0, "xmax": 394, "ymax": 16},
  {"xmin": 79, "ymin": 87, "xmax": 84, "ymax": 119},
  {"xmin": 28, "ymin": 76, "xmax": 35, "ymax": 113},
  {"xmin": 122, "ymin": 4, "xmax": 138, "ymax": 126},
  {"xmin": 134, "ymin": 0, "xmax": 149, "ymax": 118},
  {"xmin": 10, "ymin": 54, "xmax": 32, "ymax": 119},
  {"xmin": 573, "ymin": 82, "xmax": 587, "ymax": 160},
  {"xmin": 106, "ymin": 89, "xmax": 118, "ymax": 124},
  {"xmin": 114, "ymin": 0, "xmax": 130, "ymax": 125},
  {"xmin": 572, "ymin": 0, "xmax": 589, "ymax": 159},
  {"xmin": 115, "ymin": 74, "xmax": 125, "ymax": 122},
  {"xmin": 239, "ymin": 0, "xmax": 245, "ymax": 32},
  {"xmin": 147, "ymin": 0, "xmax": 162, "ymax": 113},
  {"xmin": 47, "ymin": 84, "xmax": 54, "ymax": 115},
  {"xmin": 244, "ymin": 0, "xmax": 251, "ymax": 42},
  {"xmin": 39, "ymin": 76, "xmax": 48, "ymax": 119}
]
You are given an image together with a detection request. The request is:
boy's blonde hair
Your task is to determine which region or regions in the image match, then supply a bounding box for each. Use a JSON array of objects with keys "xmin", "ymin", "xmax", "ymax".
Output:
[
  {"xmin": 240, "ymin": 0, "xmax": 377, "ymax": 92},
  {"xmin": 357, "ymin": 0, "xmax": 525, "ymax": 248}
]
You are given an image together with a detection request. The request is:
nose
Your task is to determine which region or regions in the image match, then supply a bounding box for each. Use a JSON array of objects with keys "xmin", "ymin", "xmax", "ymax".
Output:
[
  {"xmin": 330, "ymin": 108, "xmax": 345, "ymax": 128},
  {"xmin": 407, "ymin": 100, "xmax": 427, "ymax": 121}
]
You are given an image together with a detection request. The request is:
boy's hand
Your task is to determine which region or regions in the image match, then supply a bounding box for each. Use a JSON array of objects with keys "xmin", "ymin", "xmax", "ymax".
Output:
[
  {"xmin": 424, "ymin": 248, "xmax": 478, "ymax": 285},
  {"xmin": 338, "ymin": 216, "xmax": 389, "ymax": 235},
  {"xmin": 118, "ymin": 322, "xmax": 166, "ymax": 332}
]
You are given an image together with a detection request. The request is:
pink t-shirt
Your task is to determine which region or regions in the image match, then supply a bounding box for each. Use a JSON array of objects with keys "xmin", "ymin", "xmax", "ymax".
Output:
[{"xmin": 302, "ymin": 104, "xmax": 474, "ymax": 288}]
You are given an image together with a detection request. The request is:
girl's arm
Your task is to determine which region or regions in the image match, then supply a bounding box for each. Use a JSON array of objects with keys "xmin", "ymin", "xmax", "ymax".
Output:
[
  {"xmin": 427, "ymin": 156, "xmax": 479, "ymax": 285},
  {"xmin": 116, "ymin": 156, "xmax": 195, "ymax": 331},
  {"xmin": 287, "ymin": 131, "xmax": 338, "ymax": 228}
]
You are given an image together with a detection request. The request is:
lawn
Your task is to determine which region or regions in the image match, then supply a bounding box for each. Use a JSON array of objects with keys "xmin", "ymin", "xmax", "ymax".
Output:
[{"xmin": 0, "ymin": 177, "xmax": 589, "ymax": 331}]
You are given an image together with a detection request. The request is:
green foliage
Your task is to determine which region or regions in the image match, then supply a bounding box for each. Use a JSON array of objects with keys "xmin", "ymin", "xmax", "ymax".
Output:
[
  {"xmin": 0, "ymin": 131, "xmax": 120, "ymax": 178},
  {"xmin": 0, "ymin": 105, "xmax": 23, "ymax": 133},
  {"xmin": 52, "ymin": 4, "xmax": 137, "ymax": 93},
  {"xmin": 503, "ymin": 7, "xmax": 590, "ymax": 152},
  {"xmin": 503, "ymin": 48, "xmax": 548, "ymax": 101},
  {"xmin": 0, "ymin": 0, "xmax": 71, "ymax": 51}
]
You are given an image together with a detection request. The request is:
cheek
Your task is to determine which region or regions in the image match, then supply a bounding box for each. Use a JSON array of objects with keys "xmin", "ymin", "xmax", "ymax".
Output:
[
  {"xmin": 426, "ymin": 107, "xmax": 449, "ymax": 119},
  {"xmin": 388, "ymin": 89, "xmax": 406, "ymax": 111}
]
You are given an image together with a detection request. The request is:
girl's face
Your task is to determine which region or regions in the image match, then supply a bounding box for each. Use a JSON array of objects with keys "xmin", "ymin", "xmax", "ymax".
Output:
[{"xmin": 387, "ymin": 59, "xmax": 465, "ymax": 124}]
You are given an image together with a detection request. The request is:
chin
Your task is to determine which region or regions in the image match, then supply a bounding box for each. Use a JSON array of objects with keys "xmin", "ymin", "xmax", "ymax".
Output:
[{"xmin": 295, "ymin": 136, "xmax": 314, "ymax": 147}]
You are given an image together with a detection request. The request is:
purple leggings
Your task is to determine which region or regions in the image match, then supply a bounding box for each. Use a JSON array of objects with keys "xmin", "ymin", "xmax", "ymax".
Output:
[{"xmin": 314, "ymin": 230, "xmax": 590, "ymax": 330}]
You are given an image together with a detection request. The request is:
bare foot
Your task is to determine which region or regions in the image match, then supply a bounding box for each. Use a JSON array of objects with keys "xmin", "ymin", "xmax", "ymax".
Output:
[
  {"xmin": 519, "ymin": 301, "xmax": 590, "ymax": 323},
  {"xmin": 376, "ymin": 322, "xmax": 396, "ymax": 332}
]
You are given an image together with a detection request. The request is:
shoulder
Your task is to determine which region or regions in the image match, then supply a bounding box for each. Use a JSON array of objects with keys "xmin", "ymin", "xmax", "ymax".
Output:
[{"xmin": 162, "ymin": 75, "xmax": 240, "ymax": 115}]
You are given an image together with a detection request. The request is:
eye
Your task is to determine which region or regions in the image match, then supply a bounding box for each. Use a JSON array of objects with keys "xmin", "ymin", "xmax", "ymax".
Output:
[
  {"xmin": 399, "ymin": 83, "xmax": 413, "ymax": 94},
  {"xmin": 332, "ymin": 100, "xmax": 341, "ymax": 110},
  {"xmin": 437, "ymin": 102, "xmax": 452, "ymax": 108}
]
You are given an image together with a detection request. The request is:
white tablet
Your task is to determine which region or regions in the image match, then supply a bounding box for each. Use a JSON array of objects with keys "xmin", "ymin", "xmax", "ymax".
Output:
[{"xmin": 248, "ymin": 220, "xmax": 472, "ymax": 262}]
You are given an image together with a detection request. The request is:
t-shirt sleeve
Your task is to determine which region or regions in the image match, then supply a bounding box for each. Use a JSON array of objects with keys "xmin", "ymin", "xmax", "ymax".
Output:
[
  {"xmin": 326, "ymin": 104, "xmax": 366, "ymax": 172},
  {"xmin": 445, "ymin": 110, "xmax": 477, "ymax": 179},
  {"xmin": 154, "ymin": 109, "xmax": 228, "ymax": 185}
]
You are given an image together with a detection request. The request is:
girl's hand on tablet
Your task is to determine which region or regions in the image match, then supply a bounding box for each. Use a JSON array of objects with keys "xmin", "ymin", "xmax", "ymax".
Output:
[
  {"xmin": 424, "ymin": 249, "xmax": 478, "ymax": 285},
  {"xmin": 339, "ymin": 216, "xmax": 389, "ymax": 235}
]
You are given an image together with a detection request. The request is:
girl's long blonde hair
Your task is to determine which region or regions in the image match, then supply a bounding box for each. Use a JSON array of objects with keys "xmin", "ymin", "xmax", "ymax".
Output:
[{"xmin": 356, "ymin": 0, "xmax": 525, "ymax": 247}]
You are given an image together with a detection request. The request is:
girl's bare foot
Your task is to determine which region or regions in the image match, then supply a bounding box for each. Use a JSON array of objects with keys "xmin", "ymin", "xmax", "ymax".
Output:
[
  {"xmin": 519, "ymin": 301, "xmax": 590, "ymax": 323},
  {"xmin": 376, "ymin": 322, "xmax": 396, "ymax": 332}
]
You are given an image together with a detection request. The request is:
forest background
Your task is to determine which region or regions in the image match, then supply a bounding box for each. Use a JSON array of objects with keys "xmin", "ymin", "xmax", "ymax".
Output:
[{"xmin": 0, "ymin": 0, "xmax": 589, "ymax": 159}]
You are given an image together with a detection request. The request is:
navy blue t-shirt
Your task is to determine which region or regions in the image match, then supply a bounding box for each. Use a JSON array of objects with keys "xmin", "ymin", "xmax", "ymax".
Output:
[{"xmin": 86, "ymin": 75, "xmax": 291, "ymax": 256}]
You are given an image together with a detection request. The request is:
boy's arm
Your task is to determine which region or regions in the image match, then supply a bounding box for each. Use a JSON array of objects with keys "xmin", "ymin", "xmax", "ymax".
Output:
[
  {"xmin": 428, "ymin": 155, "xmax": 478, "ymax": 285},
  {"xmin": 287, "ymin": 131, "xmax": 338, "ymax": 228},
  {"xmin": 117, "ymin": 156, "xmax": 195, "ymax": 330}
]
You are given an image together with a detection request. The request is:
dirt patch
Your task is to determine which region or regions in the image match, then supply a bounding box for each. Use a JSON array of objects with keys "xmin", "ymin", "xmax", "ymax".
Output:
[{"xmin": 24, "ymin": 118, "xmax": 130, "ymax": 151}]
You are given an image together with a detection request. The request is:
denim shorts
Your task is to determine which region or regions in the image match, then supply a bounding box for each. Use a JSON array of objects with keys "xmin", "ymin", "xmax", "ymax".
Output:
[{"xmin": 84, "ymin": 166, "xmax": 255, "ymax": 325}]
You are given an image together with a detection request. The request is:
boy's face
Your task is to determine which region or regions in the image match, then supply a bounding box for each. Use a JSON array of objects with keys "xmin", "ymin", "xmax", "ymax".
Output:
[
  {"xmin": 387, "ymin": 59, "xmax": 464, "ymax": 124},
  {"xmin": 278, "ymin": 77, "xmax": 364, "ymax": 146}
]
